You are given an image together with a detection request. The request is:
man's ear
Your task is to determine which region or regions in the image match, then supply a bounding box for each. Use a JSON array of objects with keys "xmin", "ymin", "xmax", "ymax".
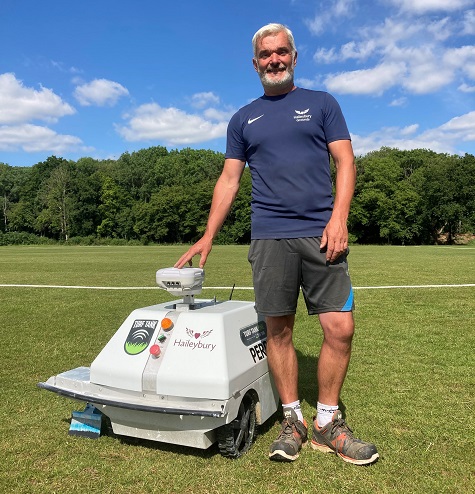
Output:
[
  {"xmin": 293, "ymin": 51, "xmax": 298, "ymax": 67},
  {"xmin": 252, "ymin": 57, "xmax": 258, "ymax": 72}
]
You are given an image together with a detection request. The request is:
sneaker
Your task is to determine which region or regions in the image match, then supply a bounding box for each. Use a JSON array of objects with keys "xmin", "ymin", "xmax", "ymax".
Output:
[
  {"xmin": 311, "ymin": 410, "xmax": 379, "ymax": 465},
  {"xmin": 269, "ymin": 408, "xmax": 308, "ymax": 462}
]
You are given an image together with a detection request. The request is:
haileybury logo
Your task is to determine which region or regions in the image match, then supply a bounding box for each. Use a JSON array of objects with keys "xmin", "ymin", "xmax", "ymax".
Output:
[
  {"xmin": 173, "ymin": 328, "xmax": 216, "ymax": 352},
  {"xmin": 294, "ymin": 108, "xmax": 312, "ymax": 122},
  {"xmin": 124, "ymin": 320, "xmax": 158, "ymax": 355}
]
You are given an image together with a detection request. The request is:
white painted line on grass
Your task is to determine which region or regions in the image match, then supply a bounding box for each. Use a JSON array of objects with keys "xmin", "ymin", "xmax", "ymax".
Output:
[
  {"xmin": 0, "ymin": 284, "xmax": 161, "ymax": 290},
  {"xmin": 0, "ymin": 283, "xmax": 474, "ymax": 290},
  {"xmin": 353, "ymin": 284, "xmax": 475, "ymax": 289}
]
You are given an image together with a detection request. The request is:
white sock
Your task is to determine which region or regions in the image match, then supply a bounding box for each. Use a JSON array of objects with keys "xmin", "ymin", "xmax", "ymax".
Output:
[
  {"xmin": 282, "ymin": 400, "xmax": 304, "ymax": 422},
  {"xmin": 316, "ymin": 402, "xmax": 339, "ymax": 428}
]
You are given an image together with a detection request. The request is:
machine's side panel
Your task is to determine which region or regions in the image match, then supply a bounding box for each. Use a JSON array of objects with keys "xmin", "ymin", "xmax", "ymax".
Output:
[
  {"xmin": 154, "ymin": 311, "xmax": 229, "ymax": 399},
  {"xmin": 90, "ymin": 307, "xmax": 169, "ymax": 391},
  {"xmin": 222, "ymin": 306, "xmax": 269, "ymax": 397}
]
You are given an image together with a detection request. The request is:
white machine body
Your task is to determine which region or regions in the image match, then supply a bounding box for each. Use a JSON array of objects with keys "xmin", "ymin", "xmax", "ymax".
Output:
[{"xmin": 40, "ymin": 268, "xmax": 279, "ymax": 449}]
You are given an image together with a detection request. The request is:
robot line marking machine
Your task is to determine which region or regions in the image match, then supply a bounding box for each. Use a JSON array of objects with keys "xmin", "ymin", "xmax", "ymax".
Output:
[{"xmin": 39, "ymin": 267, "xmax": 280, "ymax": 458}]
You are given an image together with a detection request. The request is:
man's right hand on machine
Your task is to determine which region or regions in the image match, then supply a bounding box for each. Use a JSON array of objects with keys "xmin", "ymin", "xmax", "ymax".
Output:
[{"xmin": 174, "ymin": 235, "xmax": 213, "ymax": 269}]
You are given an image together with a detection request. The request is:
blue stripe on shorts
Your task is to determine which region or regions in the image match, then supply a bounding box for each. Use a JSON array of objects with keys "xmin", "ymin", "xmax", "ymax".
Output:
[{"xmin": 341, "ymin": 286, "xmax": 354, "ymax": 312}]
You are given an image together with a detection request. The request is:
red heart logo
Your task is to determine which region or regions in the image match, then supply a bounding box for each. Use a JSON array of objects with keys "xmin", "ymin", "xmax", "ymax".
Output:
[{"xmin": 194, "ymin": 333, "xmax": 200, "ymax": 339}]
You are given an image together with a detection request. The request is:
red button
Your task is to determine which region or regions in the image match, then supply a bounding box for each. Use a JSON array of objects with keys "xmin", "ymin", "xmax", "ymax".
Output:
[{"xmin": 150, "ymin": 344, "xmax": 161, "ymax": 357}]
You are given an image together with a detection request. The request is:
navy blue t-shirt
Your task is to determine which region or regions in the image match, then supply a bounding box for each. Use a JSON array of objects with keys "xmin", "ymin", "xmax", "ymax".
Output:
[{"xmin": 225, "ymin": 87, "xmax": 351, "ymax": 239}]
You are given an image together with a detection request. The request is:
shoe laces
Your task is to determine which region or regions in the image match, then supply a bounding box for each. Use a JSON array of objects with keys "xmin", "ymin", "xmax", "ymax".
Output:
[
  {"xmin": 330, "ymin": 417, "xmax": 354, "ymax": 438},
  {"xmin": 281, "ymin": 419, "xmax": 295, "ymax": 435}
]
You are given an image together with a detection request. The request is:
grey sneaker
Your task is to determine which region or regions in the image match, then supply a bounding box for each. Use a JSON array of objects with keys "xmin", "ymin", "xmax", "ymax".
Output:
[
  {"xmin": 311, "ymin": 410, "xmax": 379, "ymax": 465},
  {"xmin": 269, "ymin": 408, "xmax": 308, "ymax": 462}
]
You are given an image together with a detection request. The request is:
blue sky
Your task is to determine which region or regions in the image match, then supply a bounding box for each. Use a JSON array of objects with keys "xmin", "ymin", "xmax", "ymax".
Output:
[{"xmin": 1, "ymin": 0, "xmax": 474, "ymax": 167}]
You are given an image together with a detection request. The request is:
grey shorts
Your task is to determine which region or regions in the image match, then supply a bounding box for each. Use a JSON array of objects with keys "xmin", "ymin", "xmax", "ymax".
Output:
[{"xmin": 248, "ymin": 238, "xmax": 354, "ymax": 316}]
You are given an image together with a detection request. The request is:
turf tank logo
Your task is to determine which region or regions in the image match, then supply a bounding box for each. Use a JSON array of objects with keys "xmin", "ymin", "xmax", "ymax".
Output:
[{"xmin": 124, "ymin": 320, "xmax": 158, "ymax": 355}]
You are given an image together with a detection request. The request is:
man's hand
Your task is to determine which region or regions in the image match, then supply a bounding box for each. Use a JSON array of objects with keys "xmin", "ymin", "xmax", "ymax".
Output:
[
  {"xmin": 320, "ymin": 218, "xmax": 348, "ymax": 263},
  {"xmin": 323, "ymin": 140, "xmax": 355, "ymax": 263},
  {"xmin": 174, "ymin": 236, "xmax": 213, "ymax": 269}
]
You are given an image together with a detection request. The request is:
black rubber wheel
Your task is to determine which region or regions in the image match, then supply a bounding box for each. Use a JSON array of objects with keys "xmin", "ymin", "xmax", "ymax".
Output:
[{"xmin": 217, "ymin": 392, "xmax": 257, "ymax": 458}]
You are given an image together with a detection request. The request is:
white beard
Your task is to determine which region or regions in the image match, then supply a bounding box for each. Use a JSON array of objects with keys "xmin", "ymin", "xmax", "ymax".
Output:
[{"xmin": 259, "ymin": 63, "xmax": 294, "ymax": 91}]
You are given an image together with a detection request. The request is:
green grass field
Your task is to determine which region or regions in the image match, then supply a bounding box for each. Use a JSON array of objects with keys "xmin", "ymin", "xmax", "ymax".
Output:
[{"xmin": 1, "ymin": 245, "xmax": 474, "ymax": 493}]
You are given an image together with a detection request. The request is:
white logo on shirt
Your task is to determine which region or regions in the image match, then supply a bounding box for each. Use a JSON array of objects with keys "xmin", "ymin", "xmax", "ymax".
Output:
[
  {"xmin": 294, "ymin": 108, "xmax": 312, "ymax": 122},
  {"xmin": 248, "ymin": 114, "xmax": 264, "ymax": 124}
]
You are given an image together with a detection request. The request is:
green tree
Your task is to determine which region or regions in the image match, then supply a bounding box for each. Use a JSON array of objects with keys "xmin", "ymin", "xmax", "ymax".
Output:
[
  {"xmin": 0, "ymin": 163, "xmax": 14, "ymax": 232},
  {"xmin": 115, "ymin": 146, "xmax": 169, "ymax": 202},
  {"xmin": 37, "ymin": 162, "xmax": 75, "ymax": 240},
  {"xmin": 418, "ymin": 153, "xmax": 475, "ymax": 243},
  {"xmin": 97, "ymin": 175, "xmax": 134, "ymax": 239},
  {"xmin": 70, "ymin": 158, "xmax": 102, "ymax": 237}
]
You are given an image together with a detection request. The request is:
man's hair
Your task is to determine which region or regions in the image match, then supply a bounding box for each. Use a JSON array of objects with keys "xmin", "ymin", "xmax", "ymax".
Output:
[{"xmin": 252, "ymin": 23, "xmax": 296, "ymax": 58}]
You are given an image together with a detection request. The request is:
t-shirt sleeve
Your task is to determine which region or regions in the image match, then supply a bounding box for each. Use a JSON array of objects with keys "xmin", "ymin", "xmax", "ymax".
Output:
[
  {"xmin": 225, "ymin": 112, "xmax": 247, "ymax": 161},
  {"xmin": 322, "ymin": 92, "xmax": 351, "ymax": 143}
]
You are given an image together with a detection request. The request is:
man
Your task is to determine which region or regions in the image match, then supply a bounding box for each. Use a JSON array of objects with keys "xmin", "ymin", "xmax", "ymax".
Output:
[{"xmin": 175, "ymin": 23, "xmax": 378, "ymax": 465}]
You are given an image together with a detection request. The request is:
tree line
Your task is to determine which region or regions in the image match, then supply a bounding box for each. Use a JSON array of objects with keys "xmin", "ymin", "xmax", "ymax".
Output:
[{"xmin": 0, "ymin": 146, "xmax": 474, "ymax": 246}]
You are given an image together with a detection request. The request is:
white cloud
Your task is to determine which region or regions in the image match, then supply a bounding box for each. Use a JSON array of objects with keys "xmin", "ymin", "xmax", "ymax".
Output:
[
  {"xmin": 340, "ymin": 40, "xmax": 378, "ymax": 61},
  {"xmin": 352, "ymin": 110, "xmax": 475, "ymax": 156},
  {"xmin": 458, "ymin": 82, "xmax": 475, "ymax": 92},
  {"xmin": 116, "ymin": 103, "xmax": 228, "ymax": 145},
  {"xmin": 191, "ymin": 91, "xmax": 220, "ymax": 109},
  {"xmin": 438, "ymin": 110, "xmax": 475, "ymax": 139},
  {"xmin": 0, "ymin": 72, "xmax": 75, "ymax": 124},
  {"xmin": 308, "ymin": 9, "xmax": 475, "ymax": 97},
  {"xmin": 51, "ymin": 60, "xmax": 83, "ymax": 74},
  {"xmin": 74, "ymin": 79, "xmax": 129, "ymax": 107},
  {"xmin": 203, "ymin": 107, "xmax": 236, "ymax": 121},
  {"xmin": 305, "ymin": 0, "xmax": 356, "ymax": 35},
  {"xmin": 324, "ymin": 62, "xmax": 406, "ymax": 95},
  {"xmin": 426, "ymin": 16, "xmax": 453, "ymax": 41},
  {"xmin": 389, "ymin": 0, "xmax": 474, "ymax": 14},
  {"xmin": 462, "ymin": 10, "xmax": 475, "ymax": 35},
  {"xmin": 312, "ymin": 17, "xmax": 423, "ymax": 64},
  {"xmin": 0, "ymin": 124, "xmax": 86, "ymax": 153},
  {"xmin": 444, "ymin": 45, "xmax": 475, "ymax": 79},
  {"xmin": 295, "ymin": 77, "xmax": 320, "ymax": 89},
  {"xmin": 400, "ymin": 124, "xmax": 420, "ymax": 135},
  {"xmin": 403, "ymin": 59, "xmax": 454, "ymax": 93},
  {"xmin": 313, "ymin": 47, "xmax": 337, "ymax": 64},
  {"xmin": 389, "ymin": 97, "xmax": 408, "ymax": 106}
]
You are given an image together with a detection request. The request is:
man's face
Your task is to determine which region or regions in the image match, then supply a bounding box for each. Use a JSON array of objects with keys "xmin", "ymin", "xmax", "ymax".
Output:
[{"xmin": 253, "ymin": 31, "xmax": 297, "ymax": 94}]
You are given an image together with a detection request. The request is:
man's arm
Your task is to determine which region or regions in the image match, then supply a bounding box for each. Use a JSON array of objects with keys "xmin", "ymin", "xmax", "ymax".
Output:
[
  {"xmin": 175, "ymin": 158, "xmax": 246, "ymax": 268},
  {"xmin": 320, "ymin": 139, "xmax": 356, "ymax": 262}
]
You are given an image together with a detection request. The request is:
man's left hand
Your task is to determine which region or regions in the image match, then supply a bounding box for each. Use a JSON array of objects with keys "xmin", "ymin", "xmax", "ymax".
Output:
[{"xmin": 320, "ymin": 219, "xmax": 348, "ymax": 263}]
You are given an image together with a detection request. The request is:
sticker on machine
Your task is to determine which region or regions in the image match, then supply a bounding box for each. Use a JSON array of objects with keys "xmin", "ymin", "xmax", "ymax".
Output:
[
  {"xmin": 172, "ymin": 328, "xmax": 216, "ymax": 352},
  {"xmin": 240, "ymin": 320, "xmax": 267, "ymax": 346},
  {"xmin": 240, "ymin": 321, "xmax": 268, "ymax": 363},
  {"xmin": 124, "ymin": 320, "xmax": 158, "ymax": 355}
]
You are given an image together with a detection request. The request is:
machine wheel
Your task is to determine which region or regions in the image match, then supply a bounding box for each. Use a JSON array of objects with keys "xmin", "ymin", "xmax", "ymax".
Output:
[{"xmin": 217, "ymin": 392, "xmax": 257, "ymax": 458}]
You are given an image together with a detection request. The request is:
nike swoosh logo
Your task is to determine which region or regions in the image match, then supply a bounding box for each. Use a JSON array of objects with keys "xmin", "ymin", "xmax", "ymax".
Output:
[{"xmin": 248, "ymin": 114, "xmax": 264, "ymax": 124}]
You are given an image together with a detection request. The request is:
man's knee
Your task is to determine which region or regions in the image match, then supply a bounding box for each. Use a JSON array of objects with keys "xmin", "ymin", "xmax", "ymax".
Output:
[
  {"xmin": 320, "ymin": 312, "xmax": 354, "ymax": 343},
  {"xmin": 266, "ymin": 315, "xmax": 295, "ymax": 343}
]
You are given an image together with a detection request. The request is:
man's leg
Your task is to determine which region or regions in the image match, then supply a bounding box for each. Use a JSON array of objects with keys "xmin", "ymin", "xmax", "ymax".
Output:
[
  {"xmin": 317, "ymin": 311, "xmax": 354, "ymax": 406},
  {"xmin": 311, "ymin": 311, "xmax": 379, "ymax": 465},
  {"xmin": 266, "ymin": 314, "xmax": 299, "ymax": 404},
  {"xmin": 266, "ymin": 314, "xmax": 308, "ymax": 461}
]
